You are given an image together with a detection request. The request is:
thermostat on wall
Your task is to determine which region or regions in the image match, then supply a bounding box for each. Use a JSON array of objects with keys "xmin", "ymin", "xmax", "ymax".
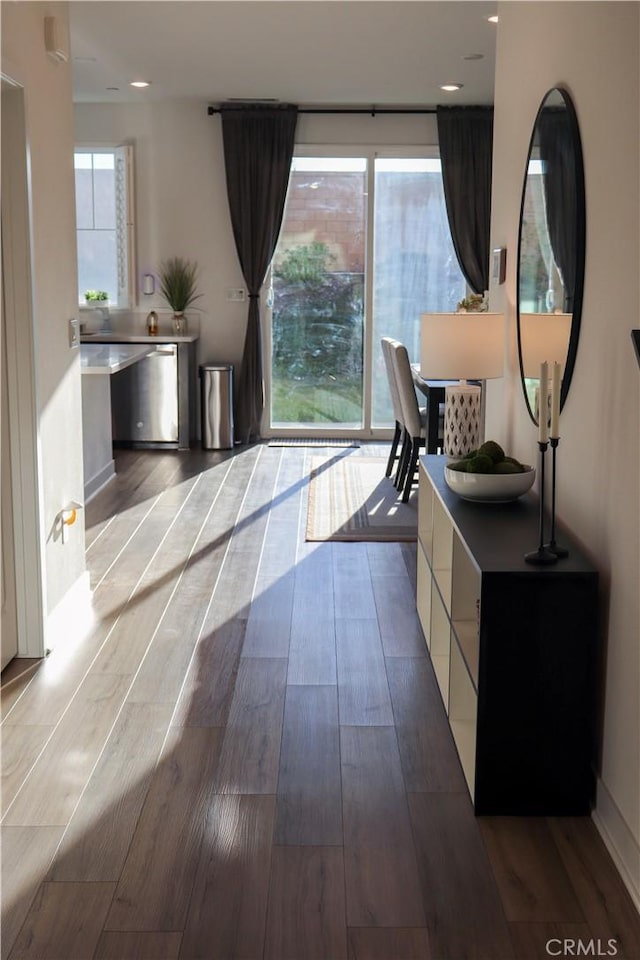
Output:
[{"xmin": 492, "ymin": 247, "xmax": 507, "ymax": 285}]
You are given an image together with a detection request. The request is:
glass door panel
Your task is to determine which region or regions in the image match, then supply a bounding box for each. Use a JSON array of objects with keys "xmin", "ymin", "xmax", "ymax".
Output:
[
  {"xmin": 371, "ymin": 158, "xmax": 465, "ymax": 428},
  {"xmin": 270, "ymin": 157, "xmax": 366, "ymax": 430}
]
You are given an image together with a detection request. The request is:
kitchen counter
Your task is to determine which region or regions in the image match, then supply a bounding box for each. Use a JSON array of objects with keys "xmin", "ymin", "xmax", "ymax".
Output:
[
  {"xmin": 81, "ymin": 343, "xmax": 156, "ymax": 375},
  {"xmin": 81, "ymin": 343, "xmax": 160, "ymax": 500},
  {"xmin": 80, "ymin": 333, "xmax": 198, "ymax": 483},
  {"xmin": 81, "ymin": 332, "xmax": 199, "ymax": 344}
]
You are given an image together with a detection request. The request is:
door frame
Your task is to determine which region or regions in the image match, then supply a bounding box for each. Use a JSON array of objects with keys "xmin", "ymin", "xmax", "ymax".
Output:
[
  {"xmin": 1, "ymin": 71, "xmax": 47, "ymax": 660},
  {"xmin": 1, "ymin": 276, "xmax": 18, "ymax": 669}
]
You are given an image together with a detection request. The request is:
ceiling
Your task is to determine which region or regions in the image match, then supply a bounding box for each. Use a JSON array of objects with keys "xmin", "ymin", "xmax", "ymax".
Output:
[{"xmin": 69, "ymin": 1, "xmax": 498, "ymax": 107}]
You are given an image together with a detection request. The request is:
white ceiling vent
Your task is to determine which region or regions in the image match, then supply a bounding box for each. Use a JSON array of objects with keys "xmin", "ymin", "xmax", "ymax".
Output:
[{"xmin": 44, "ymin": 17, "xmax": 69, "ymax": 64}]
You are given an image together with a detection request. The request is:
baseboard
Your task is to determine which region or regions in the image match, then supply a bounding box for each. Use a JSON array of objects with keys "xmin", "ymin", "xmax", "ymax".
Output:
[
  {"xmin": 593, "ymin": 777, "xmax": 640, "ymax": 913},
  {"xmin": 83, "ymin": 459, "xmax": 115, "ymax": 502},
  {"xmin": 45, "ymin": 571, "xmax": 93, "ymax": 653}
]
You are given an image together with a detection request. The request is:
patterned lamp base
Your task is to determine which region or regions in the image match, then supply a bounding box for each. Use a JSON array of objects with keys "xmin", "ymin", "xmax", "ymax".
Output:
[{"xmin": 444, "ymin": 383, "xmax": 482, "ymax": 458}]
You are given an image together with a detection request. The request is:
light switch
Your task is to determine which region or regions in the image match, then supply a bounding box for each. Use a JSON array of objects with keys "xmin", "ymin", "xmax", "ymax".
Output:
[{"xmin": 226, "ymin": 288, "xmax": 246, "ymax": 302}]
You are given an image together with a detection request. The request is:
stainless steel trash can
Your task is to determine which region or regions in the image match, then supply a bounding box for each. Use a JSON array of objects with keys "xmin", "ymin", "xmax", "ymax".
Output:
[{"xmin": 199, "ymin": 364, "xmax": 234, "ymax": 449}]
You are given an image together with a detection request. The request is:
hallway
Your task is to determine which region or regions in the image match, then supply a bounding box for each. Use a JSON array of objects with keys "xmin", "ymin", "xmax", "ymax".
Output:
[{"xmin": 2, "ymin": 443, "xmax": 639, "ymax": 959}]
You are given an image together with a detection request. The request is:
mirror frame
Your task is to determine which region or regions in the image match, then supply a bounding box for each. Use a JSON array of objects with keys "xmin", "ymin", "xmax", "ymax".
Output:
[{"xmin": 516, "ymin": 86, "xmax": 586, "ymax": 424}]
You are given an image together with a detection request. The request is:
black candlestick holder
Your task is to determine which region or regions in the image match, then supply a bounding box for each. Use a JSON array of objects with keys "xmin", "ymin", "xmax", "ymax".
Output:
[
  {"xmin": 545, "ymin": 437, "xmax": 569, "ymax": 558},
  {"xmin": 525, "ymin": 440, "xmax": 558, "ymax": 565}
]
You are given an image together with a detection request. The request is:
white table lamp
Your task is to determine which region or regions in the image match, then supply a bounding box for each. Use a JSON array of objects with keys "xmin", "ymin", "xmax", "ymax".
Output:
[
  {"xmin": 519, "ymin": 312, "xmax": 572, "ymax": 424},
  {"xmin": 420, "ymin": 312, "xmax": 504, "ymax": 458},
  {"xmin": 519, "ymin": 313, "xmax": 572, "ymax": 377}
]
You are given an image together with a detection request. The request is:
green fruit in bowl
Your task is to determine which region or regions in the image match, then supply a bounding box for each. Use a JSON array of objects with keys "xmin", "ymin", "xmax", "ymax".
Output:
[
  {"xmin": 445, "ymin": 443, "xmax": 529, "ymax": 477},
  {"xmin": 478, "ymin": 440, "xmax": 505, "ymax": 463},
  {"xmin": 466, "ymin": 453, "xmax": 494, "ymax": 473},
  {"xmin": 493, "ymin": 460, "xmax": 524, "ymax": 474}
]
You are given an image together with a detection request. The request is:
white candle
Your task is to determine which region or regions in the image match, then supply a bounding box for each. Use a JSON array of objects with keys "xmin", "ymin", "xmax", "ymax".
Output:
[
  {"xmin": 538, "ymin": 361, "xmax": 548, "ymax": 443},
  {"xmin": 550, "ymin": 361, "xmax": 561, "ymax": 439}
]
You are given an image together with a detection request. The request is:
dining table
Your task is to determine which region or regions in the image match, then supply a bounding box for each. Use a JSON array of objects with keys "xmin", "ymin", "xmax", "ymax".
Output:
[{"xmin": 410, "ymin": 366, "xmax": 458, "ymax": 454}]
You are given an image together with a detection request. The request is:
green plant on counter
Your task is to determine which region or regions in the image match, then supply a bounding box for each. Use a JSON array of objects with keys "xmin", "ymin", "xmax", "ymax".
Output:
[
  {"xmin": 84, "ymin": 290, "xmax": 109, "ymax": 302},
  {"xmin": 157, "ymin": 257, "xmax": 202, "ymax": 312}
]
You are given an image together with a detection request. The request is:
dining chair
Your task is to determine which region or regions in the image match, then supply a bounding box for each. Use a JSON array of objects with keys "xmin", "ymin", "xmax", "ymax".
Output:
[
  {"xmin": 390, "ymin": 339, "xmax": 427, "ymax": 502},
  {"xmin": 380, "ymin": 337, "xmax": 405, "ymax": 483}
]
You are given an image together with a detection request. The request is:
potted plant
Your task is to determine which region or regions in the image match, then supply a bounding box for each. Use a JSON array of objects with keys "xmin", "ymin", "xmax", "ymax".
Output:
[
  {"xmin": 456, "ymin": 293, "xmax": 487, "ymax": 312},
  {"xmin": 157, "ymin": 257, "xmax": 202, "ymax": 333},
  {"xmin": 84, "ymin": 289, "xmax": 109, "ymax": 307}
]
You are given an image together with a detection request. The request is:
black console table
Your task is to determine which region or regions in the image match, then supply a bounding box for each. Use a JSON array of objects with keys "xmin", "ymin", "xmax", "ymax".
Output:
[{"xmin": 416, "ymin": 455, "xmax": 599, "ymax": 815}]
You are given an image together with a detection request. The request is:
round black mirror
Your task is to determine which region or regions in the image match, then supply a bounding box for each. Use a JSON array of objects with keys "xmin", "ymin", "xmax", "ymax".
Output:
[{"xmin": 516, "ymin": 87, "xmax": 585, "ymax": 424}]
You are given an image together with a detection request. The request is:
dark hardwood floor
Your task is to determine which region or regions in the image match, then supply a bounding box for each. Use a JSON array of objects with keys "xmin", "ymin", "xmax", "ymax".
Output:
[{"xmin": 2, "ymin": 443, "xmax": 639, "ymax": 960}]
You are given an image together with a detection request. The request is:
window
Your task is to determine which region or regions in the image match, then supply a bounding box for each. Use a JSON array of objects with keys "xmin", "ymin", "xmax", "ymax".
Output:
[{"xmin": 74, "ymin": 145, "xmax": 135, "ymax": 308}]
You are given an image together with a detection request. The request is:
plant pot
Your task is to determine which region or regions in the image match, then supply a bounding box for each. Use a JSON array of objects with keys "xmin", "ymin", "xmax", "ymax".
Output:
[{"xmin": 173, "ymin": 312, "xmax": 187, "ymax": 334}]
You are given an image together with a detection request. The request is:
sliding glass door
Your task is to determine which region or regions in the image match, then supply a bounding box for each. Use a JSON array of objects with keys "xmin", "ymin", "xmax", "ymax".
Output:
[
  {"xmin": 267, "ymin": 150, "xmax": 464, "ymax": 435},
  {"xmin": 270, "ymin": 157, "xmax": 366, "ymax": 430}
]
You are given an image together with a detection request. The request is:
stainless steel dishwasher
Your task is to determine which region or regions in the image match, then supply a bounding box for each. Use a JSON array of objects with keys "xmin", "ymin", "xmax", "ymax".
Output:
[{"xmin": 111, "ymin": 344, "xmax": 179, "ymax": 445}]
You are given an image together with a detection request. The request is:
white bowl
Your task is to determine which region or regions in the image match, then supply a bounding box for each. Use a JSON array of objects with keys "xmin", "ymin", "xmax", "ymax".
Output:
[{"xmin": 444, "ymin": 464, "xmax": 536, "ymax": 502}]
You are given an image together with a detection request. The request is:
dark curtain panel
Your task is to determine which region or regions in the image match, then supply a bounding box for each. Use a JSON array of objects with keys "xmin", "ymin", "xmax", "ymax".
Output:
[
  {"xmin": 538, "ymin": 107, "xmax": 576, "ymax": 311},
  {"xmin": 437, "ymin": 106, "xmax": 494, "ymax": 295},
  {"xmin": 221, "ymin": 103, "xmax": 298, "ymax": 443}
]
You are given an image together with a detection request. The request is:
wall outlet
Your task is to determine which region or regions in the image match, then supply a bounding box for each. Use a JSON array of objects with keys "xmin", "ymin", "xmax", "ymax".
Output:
[
  {"xmin": 68, "ymin": 318, "xmax": 80, "ymax": 348},
  {"xmin": 226, "ymin": 288, "xmax": 246, "ymax": 302}
]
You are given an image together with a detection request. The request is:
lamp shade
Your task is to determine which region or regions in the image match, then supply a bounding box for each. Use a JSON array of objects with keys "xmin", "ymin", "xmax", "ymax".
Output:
[
  {"xmin": 519, "ymin": 312, "xmax": 572, "ymax": 378},
  {"xmin": 420, "ymin": 312, "xmax": 504, "ymax": 380}
]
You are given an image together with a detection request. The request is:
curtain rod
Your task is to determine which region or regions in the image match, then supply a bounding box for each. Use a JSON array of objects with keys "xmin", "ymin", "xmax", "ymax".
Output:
[{"xmin": 207, "ymin": 105, "xmax": 437, "ymax": 116}]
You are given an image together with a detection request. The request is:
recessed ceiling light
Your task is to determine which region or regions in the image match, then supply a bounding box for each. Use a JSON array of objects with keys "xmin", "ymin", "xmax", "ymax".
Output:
[
  {"xmin": 130, "ymin": 81, "xmax": 150, "ymax": 88},
  {"xmin": 441, "ymin": 83, "xmax": 464, "ymax": 92},
  {"xmin": 487, "ymin": 14, "xmax": 499, "ymax": 23}
]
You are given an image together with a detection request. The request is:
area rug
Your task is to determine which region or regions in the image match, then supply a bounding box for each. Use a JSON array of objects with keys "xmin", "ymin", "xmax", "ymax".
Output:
[
  {"xmin": 269, "ymin": 438, "xmax": 360, "ymax": 448},
  {"xmin": 306, "ymin": 455, "xmax": 417, "ymax": 542}
]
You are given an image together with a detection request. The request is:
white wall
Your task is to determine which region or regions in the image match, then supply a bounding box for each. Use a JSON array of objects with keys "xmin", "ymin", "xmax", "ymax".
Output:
[
  {"xmin": 2, "ymin": 2, "xmax": 87, "ymax": 623},
  {"xmin": 74, "ymin": 103, "xmax": 439, "ymax": 375},
  {"xmin": 489, "ymin": 0, "xmax": 640, "ymax": 906}
]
